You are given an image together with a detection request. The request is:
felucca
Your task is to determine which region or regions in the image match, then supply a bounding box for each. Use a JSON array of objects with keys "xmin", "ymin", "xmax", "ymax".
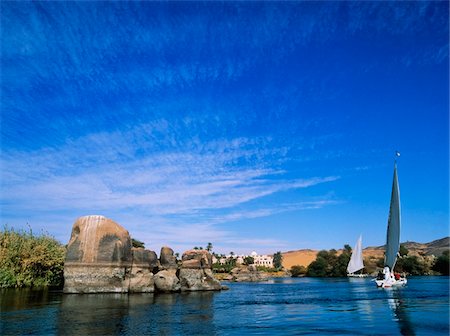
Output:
[{"xmin": 375, "ymin": 154, "xmax": 407, "ymax": 288}]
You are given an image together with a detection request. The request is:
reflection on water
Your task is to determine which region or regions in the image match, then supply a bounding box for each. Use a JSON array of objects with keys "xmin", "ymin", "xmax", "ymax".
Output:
[
  {"xmin": 57, "ymin": 293, "xmax": 136, "ymax": 335},
  {"xmin": 348, "ymin": 277, "xmax": 375, "ymax": 327},
  {"xmin": 1, "ymin": 277, "xmax": 449, "ymax": 335},
  {"xmin": 385, "ymin": 288, "xmax": 415, "ymax": 336},
  {"xmin": 0, "ymin": 288, "xmax": 53, "ymax": 311},
  {"xmin": 56, "ymin": 291, "xmax": 216, "ymax": 335}
]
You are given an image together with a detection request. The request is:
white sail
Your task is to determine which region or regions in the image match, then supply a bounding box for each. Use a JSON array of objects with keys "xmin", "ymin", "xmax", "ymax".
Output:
[{"xmin": 347, "ymin": 235, "xmax": 364, "ymax": 274}]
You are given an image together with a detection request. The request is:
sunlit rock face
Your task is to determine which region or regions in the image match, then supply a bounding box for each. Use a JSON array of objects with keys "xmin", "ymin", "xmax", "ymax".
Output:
[
  {"xmin": 179, "ymin": 250, "xmax": 221, "ymax": 291},
  {"xmin": 154, "ymin": 269, "xmax": 181, "ymax": 292},
  {"xmin": 65, "ymin": 215, "xmax": 132, "ymax": 264},
  {"xmin": 64, "ymin": 216, "xmax": 154, "ymax": 293}
]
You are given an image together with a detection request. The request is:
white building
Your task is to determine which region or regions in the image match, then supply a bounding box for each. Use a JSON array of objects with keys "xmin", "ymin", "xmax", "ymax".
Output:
[
  {"xmin": 212, "ymin": 252, "xmax": 274, "ymax": 267},
  {"xmin": 251, "ymin": 251, "xmax": 274, "ymax": 267}
]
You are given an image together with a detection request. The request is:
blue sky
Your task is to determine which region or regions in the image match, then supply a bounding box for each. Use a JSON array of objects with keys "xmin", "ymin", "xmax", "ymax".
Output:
[{"xmin": 1, "ymin": 1, "xmax": 448, "ymax": 255}]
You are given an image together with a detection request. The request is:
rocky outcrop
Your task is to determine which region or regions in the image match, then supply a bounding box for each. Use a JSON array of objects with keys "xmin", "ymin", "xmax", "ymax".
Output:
[
  {"xmin": 178, "ymin": 250, "xmax": 221, "ymax": 291},
  {"xmin": 159, "ymin": 246, "xmax": 178, "ymax": 270},
  {"xmin": 64, "ymin": 215, "xmax": 157, "ymax": 293},
  {"xmin": 154, "ymin": 269, "xmax": 181, "ymax": 292},
  {"xmin": 63, "ymin": 215, "xmax": 222, "ymax": 294},
  {"xmin": 128, "ymin": 248, "xmax": 159, "ymax": 293},
  {"xmin": 226, "ymin": 265, "xmax": 269, "ymax": 282},
  {"xmin": 64, "ymin": 215, "xmax": 133, "ymax": 293}
]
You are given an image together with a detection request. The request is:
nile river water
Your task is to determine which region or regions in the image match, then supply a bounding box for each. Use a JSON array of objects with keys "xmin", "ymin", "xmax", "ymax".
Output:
[{"xmin": 1, "ymin": 276, "xmax": 448, "ymax": 335}]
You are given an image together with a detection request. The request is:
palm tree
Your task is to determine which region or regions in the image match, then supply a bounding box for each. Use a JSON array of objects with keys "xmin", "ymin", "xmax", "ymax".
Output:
[{"xmin": 206, "ymin": 242, "xmax": 213, "ymax": 252}]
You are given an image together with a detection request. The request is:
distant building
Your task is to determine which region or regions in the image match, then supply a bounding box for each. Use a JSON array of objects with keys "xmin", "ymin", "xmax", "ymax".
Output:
[
  {"xmin": 251, "ymin": 251, "xmax": 274, "ymax": 267},
  {"xmin": 212, "ymin": 251, "xmax": 274, "ymax": 267}
]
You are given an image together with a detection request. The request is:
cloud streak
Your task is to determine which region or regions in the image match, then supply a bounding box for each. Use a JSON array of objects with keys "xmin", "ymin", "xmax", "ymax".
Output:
[
  {"xmin": 2, "ymin": 122, "xmax": 338, "ymax": 216},
  {"xmin": 1, "ymin": 117, "xmax": 340, "ymax": 253}
]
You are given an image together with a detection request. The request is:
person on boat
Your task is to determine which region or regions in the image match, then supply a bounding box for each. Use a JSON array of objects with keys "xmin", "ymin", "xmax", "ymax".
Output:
[
  {"xmin": 383, "ymin": 266, "xmax": 395, "ymax": 286},
  {"xmin": 377, "ymin": 270, "xmax": 384, "ymax": 280},
  {"xmin": 394, "ymin": 273, "xmax": 401, "ymax": 280}
]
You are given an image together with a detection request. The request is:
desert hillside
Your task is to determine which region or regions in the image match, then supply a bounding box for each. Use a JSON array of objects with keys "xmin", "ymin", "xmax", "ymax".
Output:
[
  {"xmin": 282, "ymin": 237, "xmax": 449, "ymax": 269},
  {"xmin": 282, "ymin": 249, "xmax": 318, "ymax": 269}
]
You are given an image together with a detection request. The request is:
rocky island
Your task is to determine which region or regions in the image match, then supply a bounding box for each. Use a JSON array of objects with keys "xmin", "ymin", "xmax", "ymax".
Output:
[{"xmin": 63, "ymin": 215, "xmax": 222, "ymax": 293}]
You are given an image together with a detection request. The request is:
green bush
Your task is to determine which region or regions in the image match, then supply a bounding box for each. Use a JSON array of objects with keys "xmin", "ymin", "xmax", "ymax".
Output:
[
  {"xmin": 306, "ymin": 247, "xmax": 352, "ymax": 277},
  {"xmin": 131, "ymin": 238, "xmax": 145, "ymax": 248},
  {"xmin": 273, "ymin": 251, "xmax": 283, "ymax": 270},
  {"xmin": 212, "ymin": 258, "xmax": 236, "ymax": 273},
  {"xmin": 256, "ymin": 266, "xmax": 279, "ymax": 272},
  {"xmin": 244, "ymin": 256, "xmax": 254, "ymax": 265},
  {"xmin": 290, "ymin": 265, "xmax": 306, "ymax": 277},
  {"xmin": 395, "ymin": 255, "xmax": 427, "ymax": 275},
  {"xmin": 432, "ymin": 250, "xmax": 450, "ymax": 275},
  {"xmin": 0, "ymin": 226, "xmax": 66, "ymax": 288}
]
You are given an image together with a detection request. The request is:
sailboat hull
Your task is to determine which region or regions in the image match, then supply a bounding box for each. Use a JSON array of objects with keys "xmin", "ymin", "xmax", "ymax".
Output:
[
  {"xmin": 347, "ymin": 273, "xmax": 369, "ymax": 278},
  {"xmin": 375, "ymin": 278, "xmax": 407, "ymax": 288}
]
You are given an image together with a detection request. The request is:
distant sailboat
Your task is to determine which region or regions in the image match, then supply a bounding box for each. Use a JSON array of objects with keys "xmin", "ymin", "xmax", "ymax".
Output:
[
  {"xmin": 347, "ymin": 235, "xmax": 367, "ymax": 277},
  {"xmin": 375, "ymin": 158, "xmax": 407, "ymax": 288}
]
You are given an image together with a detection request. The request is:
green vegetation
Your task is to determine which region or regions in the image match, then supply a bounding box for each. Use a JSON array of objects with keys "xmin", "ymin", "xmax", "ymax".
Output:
[
  {"xmin": 273, "ymin": 251, "xmax": 283, "ymax": 270},
  {"xmin": 256, "ymin": 266, "xmax": 279, "ymax": 273},
  {"xmin": 212, "ymin": 256, "xmax": 236, "ymax": 273},
  {"xmin": 306, "ymin": 247, "xmax": 352, "ymax": 277},
  {"xmin": 0, "ymin": 227, "xmax": 65, "ymax": 288},
  {"xmin": 432, "ymin": 250, "xmax": 449, "ymax": 275},
  {"xmin": 244, "ymin": 256, "xmax": 254, "ymax": 265},
  {"xmin": 290, "ymin": 265, "xmax": 307, "ymax": 277},
  {"xmin": 131, "ymin": 238, "xmax": 145, "ymax": 248},
  {"xmin": 384, "ymin": 244, "xmax": 435, "ymax": 275},
  {"xmin": 399, "ymin": 244, "xmax": 409, "ymax": 257},
  {"xmin": 396, "ymin": 255, "xmax": 428, "ymax": 275},
  {"xmin": 302, "ymin": 242, "xmax": 449, "ymax": 277},
  {"xmin": 206, "ymin": 242, "xmax": 213, "ymax": 252}
]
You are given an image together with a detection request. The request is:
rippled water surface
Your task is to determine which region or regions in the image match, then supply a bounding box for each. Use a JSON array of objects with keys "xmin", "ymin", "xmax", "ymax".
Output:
[{"xmin": 1, "ymin": 277, "xmax": 449, "ymax": 335}]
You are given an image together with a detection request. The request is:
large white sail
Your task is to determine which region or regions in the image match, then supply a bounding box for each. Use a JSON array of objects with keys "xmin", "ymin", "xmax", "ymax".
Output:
[
  {"xmin": 347, "ymin": 235, "xmax": 364, "ymax": 274},
  {"xmin": 385, "ymin": 164, "xmax": 401, "ymax": 270}
]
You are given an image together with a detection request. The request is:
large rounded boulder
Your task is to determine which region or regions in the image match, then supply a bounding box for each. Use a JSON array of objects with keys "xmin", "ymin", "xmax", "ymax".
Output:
[
  {"xmin": 65, "ymin": 215, "xmax": 132, "ymax": 264},
  {"xmin": 63, "ymin": 215, "xmax": 134, "ymax": 293}
]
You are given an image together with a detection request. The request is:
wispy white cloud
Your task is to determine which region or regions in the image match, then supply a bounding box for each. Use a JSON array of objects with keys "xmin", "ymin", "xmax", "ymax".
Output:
[
  {"xmin": 1, "ymin": 119, "xmax": 339, "ymax": 252},
  {"xmin": 2, "ymin": 124, "xmax": 337, "ymax": 214}
]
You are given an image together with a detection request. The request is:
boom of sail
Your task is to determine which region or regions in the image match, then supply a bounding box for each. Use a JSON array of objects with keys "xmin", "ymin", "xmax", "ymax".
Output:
[
  {"xmin": 347, "ymin": 235, "xmax": 364, "ymax": 274},
  {"xmin": 385, "ymin": 164, "xmax": 401, "ymax": 270}
]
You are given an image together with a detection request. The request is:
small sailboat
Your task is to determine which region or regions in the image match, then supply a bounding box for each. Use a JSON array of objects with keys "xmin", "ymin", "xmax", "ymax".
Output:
[
  {"xmin": 347, "ymin": 235, "xmax": 367, "ymax": 277},
  {"xmin": 375, "ymin": 156, "xmax": 407, "ymax": 288}
]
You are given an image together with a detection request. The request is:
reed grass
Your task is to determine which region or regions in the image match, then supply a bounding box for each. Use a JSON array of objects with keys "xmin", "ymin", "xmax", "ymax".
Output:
[{"xmin": 0, "ymin": 226, "xmax": 65, "ymax": 288}]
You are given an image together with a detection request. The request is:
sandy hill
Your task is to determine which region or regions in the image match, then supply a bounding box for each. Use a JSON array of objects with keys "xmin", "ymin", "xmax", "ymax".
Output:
[
  {"xmin": 282, "ymin": 249, "xmax": 318, "ymax": 269},
  {"xmin": 282, "ymin": 237, "xmax": 449, "ymax": 269}
]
